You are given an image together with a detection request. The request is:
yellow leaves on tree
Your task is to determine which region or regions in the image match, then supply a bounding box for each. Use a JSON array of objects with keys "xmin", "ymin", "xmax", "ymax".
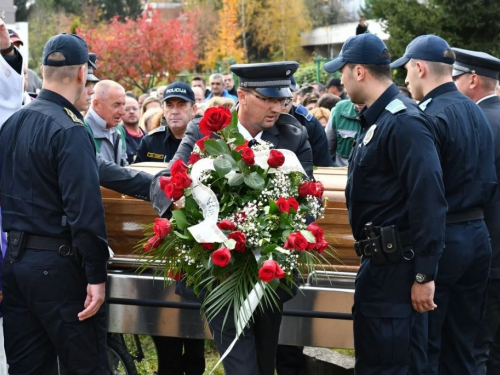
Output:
[{"xmin": 202, "ymin": 0, "xmax": 246, "ymax": 69}]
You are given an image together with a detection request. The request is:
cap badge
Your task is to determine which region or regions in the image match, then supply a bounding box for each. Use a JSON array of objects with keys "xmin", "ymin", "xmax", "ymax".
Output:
[
  {"xmin": 286, "ymin": 70, "xmax": 291, "ymax": 75},
  {"xmin": 363, "ymin": 124, "xmax": 377, "ymax": 146}
]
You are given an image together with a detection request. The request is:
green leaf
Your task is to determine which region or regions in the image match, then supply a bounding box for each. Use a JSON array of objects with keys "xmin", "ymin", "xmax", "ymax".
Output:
[
  {"xmin": 213, "ymin": 157, "xmax": 232, "ymax": 177},
  {"xmin": 269, "ymin": 200, "xmax": 279, "ymax": 215},
  {"xmin": 204, "ymin": 139, "xmax": 225, "ymax": 156},
  {"xmin": 244, "ymin": 172, "xmax": 265, "ymax": 190},
  {"xmin": 172, "ymin": 210, "xmax": 188, "ymax": 230},
  {"xmin": 238, "ymin": 159, "xmax": 251, "ymax": 175},
  {"xmin": 300, "ymin": 230, "xmax": 316, "ymax": 243},
  {"xmin": 268, "ymin": 278, "xmax": 280, "ymax": 291},
  {"xmin": 173, "ymin": 230, "xmax": 190, "ymax": 240},
  {"xmin": 223, "ymin": 239, "xmax": 237, "ymax": 250},
  {"xmin": 216, "ymin": 139, "xmax": 231, "ymax": 154},
  {"xmin": 260, "ymin": 244, "xmax": 278, "ymax": 255},
  {"xmin": 227, "ymin": 173, "xmax": 245, "ymax": 186},
  {"xmin": 221, "ymin": 154, "xmax": 238, "ymax": 170},
  {"xmin": 231, "ymin": 150, "xmax": 242, "ymax": 162}
]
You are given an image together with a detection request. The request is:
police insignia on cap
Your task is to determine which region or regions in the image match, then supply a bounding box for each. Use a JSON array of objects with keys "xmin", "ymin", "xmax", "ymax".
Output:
[
  {"xmin": 363, "ymin": 125, "xmax": 377, "ymax": 146},
  {"xmin": 286, "ymin": 70, "xmax": 291, "ymax": 75},
  {"xmin": 63, "ymin": 108, "xmax": 83, "ymax": 125}
]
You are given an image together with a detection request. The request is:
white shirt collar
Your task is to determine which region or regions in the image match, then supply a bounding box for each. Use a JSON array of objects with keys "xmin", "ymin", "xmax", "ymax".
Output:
[
  {"xmin": 88, "ymin": 107, "xmax": 109, "ymax": 132},
  {"xmin": 237, "ymin": 122, "xmax": 263, "ymax": 141},
  {"xmin": 476, "ymin": 94, "xmax": 498, "ymax": 105}
]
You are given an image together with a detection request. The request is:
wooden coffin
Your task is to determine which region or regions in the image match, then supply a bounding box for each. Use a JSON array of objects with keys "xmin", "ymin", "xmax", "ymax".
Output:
[{"xmin": 102, "ymin": 163, "xmax": 359, "ymax": 272}]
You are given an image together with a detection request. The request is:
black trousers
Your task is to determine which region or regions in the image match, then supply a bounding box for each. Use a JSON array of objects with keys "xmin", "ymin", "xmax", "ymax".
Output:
[
  {"xmin": 154, "ymin": 336, "xmax": 205, "ymax": 375},
  {"xmin": 2, "ymin": 249, "xmax": 109, "ymax": 375}
]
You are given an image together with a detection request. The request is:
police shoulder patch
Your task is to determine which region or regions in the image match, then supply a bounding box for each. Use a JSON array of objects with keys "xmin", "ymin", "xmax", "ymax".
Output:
[
  {"xmin": 148, "ymin": 126, "xmax": 166, "ymax": 136},
  {"xmin": 63, "ymin": 108, "xmax": 84, "ymax": 125},
  {"xmin": 385, "ymin": 99, "xmax": 407, "ymax": 114},
  {"xmin": 295, "ymin": 104, "xmax": 313, "ymax": 121}
]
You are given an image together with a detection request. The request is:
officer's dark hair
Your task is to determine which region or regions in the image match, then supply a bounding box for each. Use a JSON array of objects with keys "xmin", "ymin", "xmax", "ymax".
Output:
[
  {"xmin": 192, "ymin": 76, "xmax": 206, "ymax": 85},
  {"xmin": 411, "ymin": 49, "xmax": 455, "ymax": 78},
  {"xmin": 346, "ymin": 50, "xmax": 392, "ymax": 81},
  {"xmin": 42, "ymin": 52, "xmax": 83, "ymax": 82}
]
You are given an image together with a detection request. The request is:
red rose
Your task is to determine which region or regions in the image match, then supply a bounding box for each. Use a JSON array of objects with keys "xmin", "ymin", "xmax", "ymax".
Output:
[
  {"xmin": 288, "ymin": 197, "xmax": 299, "ymax": 212},
  {"xmin": 234, "ymin": 211, "xmax": 247, "ymax": 223},
  {"xmin": 172, "ymin": 172, "xmax": 192, "ymax": 189},
  {"xmin": 212, "ymin": 247, "xmax": 231, "ymax": 267},
  {"xmin": 284, "ymin": 233, "xmax": 297, "ymax": 250},
  {"xmin": 307, "ymin": 241, "xmax": 316, "ymax": 251},
  {"xmin": 316, "ymin": 238, "xmax": 329, "ymax": 254},
  {"xmin": 199, "ymin": 106, "xmax": 232, "ymax": 136},
  {"xmin": 276, "ymin": 197, "xmax": 290, "ymax": 213},
  {"xmin": 241, "ymin": 147, "xmax": 255, "ymax": 166},
  {"xmin": 307, "ymin": 182, "xmax": 319, "ymax": 197},
  {"xmin": 258, "ymin": 259, "xmax": 277, "ymax": 282},
  {"xmin": 164, "ymin": 183, "xmax": 184, "ymax": 201},
  {"xmin": 217, "ymin": 220, "xmax": 236, "ymax": 231},
  {"xmin": 168, "ymin": 269, "xmax": 184, "ymax": 281},
  {"xmin": 306, "ymin": 222, "xmax": 324, "ymax": 241},
  {"xmin": 153, "ymin": 218, "xmax": 173, "ymax": 238},
  {"xmin": 170, "ymin": 159, "xmax": 188, "ymax": 176},
  {"xmin": 298, "ymin": 182, "xmax": 310, "ymax": 198},
  {"xmin": 159, "ymin": 176, "xmax": 171, "ymax": 190},
  {"xmin": 258, "ymin": 260, "xmax": 286, "ymax": 282},
  {"xmin": 235, "ymin": 140, "xmax": 249, "ymax": 151},
  {"xmin": 164, "ymin": 183, "xmax": 175, "ymax": 199},
  {"xmin": 201, "ymin": 243, "xmax": 214, "ymax": 250},
  {"xmin": 143, "ymin": 234, "xmax": 161, "ymax": 251},
  {"xmin": 188, "ymin": 153, "xmax": 201, "ymax": 165},
  {"xmin": 171, "ymin": 187, "xmax": 184, "ymax": 201},
  {"xmin": 267, "ymin": 150, "xmax": 285, "ymax": 168},
  {"xmin": 196, "ymin": 135, "xmax": 210, "ymax": 151},
  {"xmin": 228, "ymin": 231, "xmax": 246, "ymax": 252},
  {"xmin": 314, "ymin": 182, "xmax": 325, "ymax": 198},
  {"xmin": 293, "ymin": 232, "xmax": 309, "ymax": 251}
]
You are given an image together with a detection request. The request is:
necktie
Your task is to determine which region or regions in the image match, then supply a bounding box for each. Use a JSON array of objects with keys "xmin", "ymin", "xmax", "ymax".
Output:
[{"xmin": 248, "ymin": 139, "xmax": 257, "ymax": 147}]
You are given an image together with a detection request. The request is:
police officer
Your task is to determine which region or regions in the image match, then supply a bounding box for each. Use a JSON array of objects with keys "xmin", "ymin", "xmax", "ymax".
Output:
[
  {"xmin": 135, "ymin": 82, "xmax": 198, "ymax": 163},
  {"xmin": 324, "ymin": 33, "xmax": 447, "ymax": 375},
  {"xmin": 151, "ymin": 62, "xmax": 312, "ymax": 375},
  {"xmin": 449, "ymin": 48, "xmax": 500, "ymax": 374},
  {"xmin": 282, "ymin": 76, "xmax": 333, "ymax": 167},
  {"xmin": 391, "ymin": 35, "xmax": 497, "ymax": 375},
  {"xmin": 0, "ymin": 33, "xmax": 109, "ymax": 374}
]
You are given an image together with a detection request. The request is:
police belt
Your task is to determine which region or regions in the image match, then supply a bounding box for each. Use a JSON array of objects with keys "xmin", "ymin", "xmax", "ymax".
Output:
[
  {"xmin": 446, "ymin": 207, "xmax": 484, "ymax": 224},
  {"xmin": 354, "ymin": 231, "xmax": 411, "ymax": 258},
  {"xmin": 8, "ymin": 233, "xmax": 73, "ymax": 256}
]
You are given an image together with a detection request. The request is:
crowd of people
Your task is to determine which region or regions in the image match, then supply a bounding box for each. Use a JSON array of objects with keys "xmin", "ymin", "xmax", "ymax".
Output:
[{"xmin": 2, "ymin": 13, "xmax": 500, "ymax": 375}]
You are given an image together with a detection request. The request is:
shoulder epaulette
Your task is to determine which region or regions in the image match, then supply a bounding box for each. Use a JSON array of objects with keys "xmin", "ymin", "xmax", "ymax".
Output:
[
  {"xmin": 63, "ymin": 108, "xmax": 84, "ymax": 125},
  {"xmin": 148, "ymin": 126, "xmax": 166, "ymax": 136},
  {"xmin": 418, "ymin": 98, "xmax": 433, "ymax": 111},
  {"xmin": 385, "ymin": 98, "xmax": 407, "ymax": 114},
  {"xmin": 295, "ymin": 104, "xmax": 313, "ymax": 121}
]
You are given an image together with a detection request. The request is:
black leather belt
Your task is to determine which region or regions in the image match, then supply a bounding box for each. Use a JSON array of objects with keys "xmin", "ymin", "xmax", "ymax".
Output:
[
  {"xmin": 354, "ymin": 231, "xmax": 411, "ymax": 257},
  {"xmin": 8, "ymin": 233, "xmax": 73, "ymax": 256},
  {"xmin": 446, "ymin": 207, "xmax": 484, "ymax": 224}
]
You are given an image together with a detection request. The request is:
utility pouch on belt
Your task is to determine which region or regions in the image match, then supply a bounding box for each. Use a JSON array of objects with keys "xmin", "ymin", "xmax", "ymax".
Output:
[
  {"xmin": 8, "ymin": 231, "xmax": 27, "ymax": 262},
  {"xmin": 380, "ymin": 225, "xmax": 402, "ymax": 264},
  {"xmin": 364, "ymin": 223, "xmax": 386, "ymax": 265}
]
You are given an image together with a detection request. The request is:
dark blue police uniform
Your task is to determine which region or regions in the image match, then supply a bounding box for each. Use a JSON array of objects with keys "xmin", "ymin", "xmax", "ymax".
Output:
[
  {"xmin": 325, "ymin": 33, "xmax": 447, "ymax": 375},
  {"xmin": 135, "ymin": 125, "xmax": 182, "ymax": 163},
  {"xmin": 391, "ymin": 35, "xmax": 497, "ymax": 375},
  {"xmin": 450, "ymin": 48, "xmax": 500, "ymax": 375},
  {"xmin": 0, "ymin": 35, "xmax": 109, "ymax": 375},
  {"xmin": 289, "ymin": 105, "xmax": 333, "ymax": 167}
]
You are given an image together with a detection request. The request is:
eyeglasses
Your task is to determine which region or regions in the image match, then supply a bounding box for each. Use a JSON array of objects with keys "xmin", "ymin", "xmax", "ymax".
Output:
[
  {"xmin": 244, "ymin": 90, "xmax": 292, "ymax": 109},
  {"xmin": 124, "ymin": 107, "xmax": 139, "ymax": 112}
]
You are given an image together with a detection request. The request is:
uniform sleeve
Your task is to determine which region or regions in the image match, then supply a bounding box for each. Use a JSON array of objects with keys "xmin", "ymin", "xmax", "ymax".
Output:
[
  {"xmin": 386, "ymin": 115, "xmax": 447, "ymax": 276},
  {"xmin": 98, "ymin": 155, "xmax": 152, "ymax": 201},
  {"xmin": 51, "ymin": 127, "xmax": 109, "ymax": 284},
  {"xmin": 135, "ymin": 137, "xmax": 148, "ymax": 163},
  {"xmin": 307, "ymin": 117, "xmax": 334, "ymax": 167},
  {"xmin": 296, "ymin": 128, "xmax": 314, "ymax": 179}
]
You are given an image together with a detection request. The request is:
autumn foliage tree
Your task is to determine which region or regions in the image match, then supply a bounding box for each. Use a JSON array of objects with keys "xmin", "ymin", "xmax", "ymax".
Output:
[{"xmin": 78, "ymin": 11, "xmax": 198, "ymax": 93}]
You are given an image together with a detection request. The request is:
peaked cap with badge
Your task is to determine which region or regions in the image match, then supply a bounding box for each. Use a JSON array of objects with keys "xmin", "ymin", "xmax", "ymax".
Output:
[
  {"xmin": 452, "ymin": 48, "xmax": 500, "ymax": 79},
  {"xmin": 230, "ymin": 61, "xmax": 298, "ymax": 98}
]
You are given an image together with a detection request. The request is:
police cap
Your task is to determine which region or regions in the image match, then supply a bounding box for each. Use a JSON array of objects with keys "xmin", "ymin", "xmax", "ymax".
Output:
[
  {"xmin": 324, "ymin": 33, "xmax": 390, "ymax": 74},
  {"xmin": 42, "ymin": 33, "xmax": 95, "ymax": 69},
  {"xmin": 230, "ymin": 61, "xmax": 298, "ymax": 98},
  {"xmin": 162, "ymin": 82, "xmax": 195, "ymax": 103},
  {"xmin": 290, "ymin": 76, "xmax": 298, "ymax": 92},
  {"xmin": 391, "ymin": 35, "xmax": 454, "ymax": 69},
  {"xmin": 87, "ymin": 53, "xmax": 99, "ymax": 83},
  {"xmin": 452, "ymin": 48, "xmax": 500, "ymax": 80}
]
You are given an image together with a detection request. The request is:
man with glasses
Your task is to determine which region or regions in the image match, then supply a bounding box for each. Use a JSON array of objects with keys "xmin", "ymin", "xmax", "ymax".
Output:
[
  {"xmin": 121, "ymin": 96, "xmax": 146, "ymax": 164},
  {"xmin": 150, "ymin": 62, "xmax": 312, "ymax": 375}
]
